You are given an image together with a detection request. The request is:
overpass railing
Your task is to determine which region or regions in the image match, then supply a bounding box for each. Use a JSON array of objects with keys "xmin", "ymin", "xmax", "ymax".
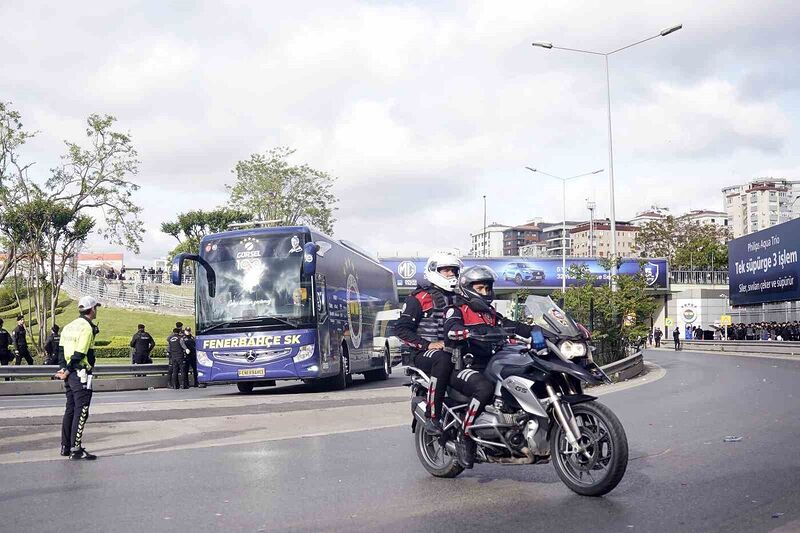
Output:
[
  {"xmin": 62, "ymin": 271, "xmax": 194, "ymax": 313},
  {"xmin": 669, "ymin": 270, "xmax": 728, "ymax": 285}
]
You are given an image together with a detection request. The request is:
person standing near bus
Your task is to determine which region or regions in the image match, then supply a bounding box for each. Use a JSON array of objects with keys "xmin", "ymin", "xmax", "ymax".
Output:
[
  {"xmin": 395, "ymin": 253, "xmax": 463, "ymax": 436},
  {"xmin": 130, "ymin": 324, "xmax": 156, "ymax": 364},
  {"xmin": 167, "ymin": 327, "xmax": 189, "ymax": 389},
  {"xmin": 183, "ymin": 326, "xmax": 198, "ymax": 387},
  {"xmin": 55, "ymin": 296, "xmax": 101, "ymax": 460},
  {"xmin": 12, "ymin": 316, "xmax": 33, "ymax": 365}
]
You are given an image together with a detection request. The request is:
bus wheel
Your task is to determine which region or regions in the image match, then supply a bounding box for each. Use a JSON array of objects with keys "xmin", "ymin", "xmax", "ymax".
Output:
[
  {"xmin": 328, "ymin": 349, "xmax": 350, "ymax": 391},
  {"xmin": 364, "ymin": 346, "xmax": 390, "ymax": 382},
  {"xmin": 237, "ymin": 382, "xmax": 255, "ymax": 394}
]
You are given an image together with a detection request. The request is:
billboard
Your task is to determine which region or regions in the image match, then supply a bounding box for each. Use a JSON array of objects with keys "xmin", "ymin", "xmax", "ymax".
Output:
[
  {"xmin": 729, "ymin": 218, "xmax": 800, "ymax": 306},
  {"xmin": 380, "ymin": 257, "xmax": 668, "ymax": 290}
]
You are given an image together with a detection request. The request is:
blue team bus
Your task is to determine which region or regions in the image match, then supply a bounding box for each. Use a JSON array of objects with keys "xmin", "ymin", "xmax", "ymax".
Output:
[{"xmin": 171, "ymin": 225, "xmax": 398, "ymax": 393}]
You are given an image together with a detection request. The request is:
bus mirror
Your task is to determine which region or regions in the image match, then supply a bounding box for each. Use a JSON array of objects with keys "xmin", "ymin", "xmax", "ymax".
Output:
[
  {"xmin": 302, "ymin": 242, "xmax": 320, "ymax": 277},
  {"xmin": 173, "ymin": 253, "xmax": 216, "ymax": 298},
  {"xmin": 170, "ymin": 253, "xmax": 189, "ymax": 285}
]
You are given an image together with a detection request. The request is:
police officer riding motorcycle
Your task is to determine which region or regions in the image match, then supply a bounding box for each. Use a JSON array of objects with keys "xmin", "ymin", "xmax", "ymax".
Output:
[
  {"xmin": 444, "ymin": 265, "xmax": 545, "ymax": 468},
  {"xmin": 395, "ymin": 253, "xmax": 463, "ymax": 435}
]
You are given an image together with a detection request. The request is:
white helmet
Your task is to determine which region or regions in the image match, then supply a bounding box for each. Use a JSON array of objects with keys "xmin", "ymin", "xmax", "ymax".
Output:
[{"xmin": 423, "ymin": 253, "xmax": 463, "ymax": 292}]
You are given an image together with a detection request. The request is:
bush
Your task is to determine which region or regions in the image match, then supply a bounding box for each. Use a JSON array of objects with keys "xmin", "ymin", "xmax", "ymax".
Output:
[{"xmin": 94, "ymin": 345, "xmax": 168, "ymax": 359}]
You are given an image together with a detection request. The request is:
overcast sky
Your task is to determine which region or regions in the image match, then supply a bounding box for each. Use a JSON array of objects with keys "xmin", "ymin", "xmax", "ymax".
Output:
[{"xmin": 2, "ymin": 1, "xmax": 799, "ymax": 264}]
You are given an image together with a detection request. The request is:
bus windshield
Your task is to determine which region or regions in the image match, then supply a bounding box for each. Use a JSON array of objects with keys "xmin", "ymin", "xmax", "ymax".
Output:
[{"xmin": 196, "ymin": 232, "xmax": 313, "ymax": 333}]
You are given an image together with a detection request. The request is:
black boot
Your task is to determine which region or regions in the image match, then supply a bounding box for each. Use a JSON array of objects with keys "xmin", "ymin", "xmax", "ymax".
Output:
[
  {"xmin": 423, "ymin": 417, "xmax": 443, "ymax": 436},
  {"xmin": 456, "ymin": 436, "xmax": 476, "ymax": 469},
  {"xmin": 70, "ymin": 447, "xmax": 97, "ymax": 461},
  {"xmin": 60, "ymin": 445, "xmax": 70, "ymax": 457}
]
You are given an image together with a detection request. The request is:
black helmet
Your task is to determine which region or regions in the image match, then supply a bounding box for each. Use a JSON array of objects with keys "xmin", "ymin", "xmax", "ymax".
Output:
[{"xmin": 458, "ymin": 265, "xmax": 497, "ymax": 307}]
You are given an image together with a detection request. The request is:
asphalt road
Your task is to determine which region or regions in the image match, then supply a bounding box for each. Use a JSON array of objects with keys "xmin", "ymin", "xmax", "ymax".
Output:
[
  {"xmin": 2, "ymin": 348, "xmax": 799, "ymax": 533},
  {"xmin": 0, "ymin": 369, "xmax": 406, "ymax": 410}
]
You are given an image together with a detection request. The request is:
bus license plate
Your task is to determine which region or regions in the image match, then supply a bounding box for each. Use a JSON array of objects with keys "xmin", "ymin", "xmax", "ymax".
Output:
[{"xmin": 238, "ymin": 368, "xmax": 265, "ymax": 377}]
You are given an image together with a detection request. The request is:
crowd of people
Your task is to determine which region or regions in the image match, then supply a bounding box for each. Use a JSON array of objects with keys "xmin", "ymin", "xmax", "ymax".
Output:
[
  {"xmin": 726, "ymin": 322, "xmax": 800, "ymax": 341},
  {"xmin": 646, "ymin": 321, "xmax": 800, "ymax": 350}
]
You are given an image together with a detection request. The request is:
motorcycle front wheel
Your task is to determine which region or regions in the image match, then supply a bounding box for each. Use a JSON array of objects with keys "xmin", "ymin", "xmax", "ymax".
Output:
[
  {"xmin": 414, "ymin": 423, "xmax": 464, "ymax": 478},
  {"xmin": 550, "ymin": 401, "xmax": 628, "ymax": 496}
]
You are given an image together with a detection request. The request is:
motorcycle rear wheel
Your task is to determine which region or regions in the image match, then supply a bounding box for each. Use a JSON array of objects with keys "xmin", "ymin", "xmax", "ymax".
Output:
[
  {"xmin": 414, "ymin": 423, "xmax": 464, "ymax": 478},
  {"xmin": 550, "ymin": 401, "xmax": 628, "ymax": 497}
]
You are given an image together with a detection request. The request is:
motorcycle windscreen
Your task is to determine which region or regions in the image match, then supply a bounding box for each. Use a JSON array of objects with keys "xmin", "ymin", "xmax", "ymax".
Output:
[{"xmin": 523, "ymin": 295, "xmax": 581, "ymax": 338}]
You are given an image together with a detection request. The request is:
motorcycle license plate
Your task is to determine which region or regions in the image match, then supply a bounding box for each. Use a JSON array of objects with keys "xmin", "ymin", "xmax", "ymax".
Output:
[{"xmin": 238, "ymin": 368, "xmax": 265, "ymax": 377}]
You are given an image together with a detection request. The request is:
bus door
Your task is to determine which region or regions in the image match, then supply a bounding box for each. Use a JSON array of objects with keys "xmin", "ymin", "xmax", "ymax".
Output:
[{"xmin": 315, "ymin": 273, "xmax": 333, "ymax": 372}]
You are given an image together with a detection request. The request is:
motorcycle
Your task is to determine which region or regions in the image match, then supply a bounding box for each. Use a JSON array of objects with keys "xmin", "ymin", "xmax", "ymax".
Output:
[{"xmin": 407, "ymin": 295, "xmax": 629, "ymax": 496}]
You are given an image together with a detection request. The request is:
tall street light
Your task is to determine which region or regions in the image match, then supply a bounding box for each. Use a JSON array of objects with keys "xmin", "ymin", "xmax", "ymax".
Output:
[
  {"xmin": 525, "ymin": 167, "xmax": 604, "ymax": 293},
  {"xmin": 532, "ymin": 24, "xmax": 682, "ymax": 290}
]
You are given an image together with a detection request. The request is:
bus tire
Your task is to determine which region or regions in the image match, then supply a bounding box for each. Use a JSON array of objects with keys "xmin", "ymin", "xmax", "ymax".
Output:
[
  {"xmin": 328, "ymin": 347, "xmax": 350, "ymax": 391},
  {"xmin": 364, "ymin": 346, "xmax": 390, "ymax": 382},
  {"xmin": 237, "ymin": 382, "xmax": 255, "ymax": 394}
]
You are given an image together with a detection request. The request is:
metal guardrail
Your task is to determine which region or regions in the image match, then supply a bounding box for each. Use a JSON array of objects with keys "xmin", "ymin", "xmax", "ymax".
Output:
[{"xmin": 0, "ymin": 364, "xmax": 169, "ymax": 379}]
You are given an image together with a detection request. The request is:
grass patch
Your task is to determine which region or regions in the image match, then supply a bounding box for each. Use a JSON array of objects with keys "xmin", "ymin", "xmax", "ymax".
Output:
[{"xmin": 5, "ymin": 292, "xmax": 193, "ymax": 358}]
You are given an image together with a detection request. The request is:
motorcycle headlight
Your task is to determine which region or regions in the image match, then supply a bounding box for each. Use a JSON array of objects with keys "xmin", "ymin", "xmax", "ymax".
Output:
[
  {"xmin": 196, "ymin": 350, "xmax": 212, "ymax": 367},
  {"xmin": 293, "ymin": 344, "xmax": 315, "ymax": 363},
  {"xmin": 559, "ymin": 340, "xmax": 587, "ymax": 359}
]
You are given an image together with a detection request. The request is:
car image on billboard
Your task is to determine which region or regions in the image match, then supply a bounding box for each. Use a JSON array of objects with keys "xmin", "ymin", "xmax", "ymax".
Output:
[{"xmin": 502, "ymin": 262, "xmax": 546, "ymax": 285}]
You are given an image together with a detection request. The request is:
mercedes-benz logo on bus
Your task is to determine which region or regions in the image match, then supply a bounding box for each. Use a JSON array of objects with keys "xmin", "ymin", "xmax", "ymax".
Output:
[
  {"xmin": 246, "ymin": 350, "xmax": 257, "ymax": 363},
  {"xmin": 398, "ymin": 260, "xmax": 417, "ymax": 279}
]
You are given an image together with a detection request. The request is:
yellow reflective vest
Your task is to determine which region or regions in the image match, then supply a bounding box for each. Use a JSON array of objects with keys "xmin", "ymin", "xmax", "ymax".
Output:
[{"xmin": 59, "ymin": 316, "xmax": 97, "ymax": 370}]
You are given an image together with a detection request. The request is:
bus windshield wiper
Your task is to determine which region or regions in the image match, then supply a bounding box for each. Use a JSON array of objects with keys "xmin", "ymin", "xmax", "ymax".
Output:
[{"xmin": 200, "ymin": 316, "xmax": 299, "ymax": 335}]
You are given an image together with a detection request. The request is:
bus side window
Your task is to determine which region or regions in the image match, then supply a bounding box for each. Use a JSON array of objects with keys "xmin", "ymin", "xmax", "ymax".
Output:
[{"xmin": 315, "ymin": 274, "xmax": 328, "ymax": 323}]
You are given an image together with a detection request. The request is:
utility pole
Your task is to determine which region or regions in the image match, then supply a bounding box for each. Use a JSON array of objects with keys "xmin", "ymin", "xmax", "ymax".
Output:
[{"xmin": 587, "ymin": 199, "xmax": 596, "ymax": 256}]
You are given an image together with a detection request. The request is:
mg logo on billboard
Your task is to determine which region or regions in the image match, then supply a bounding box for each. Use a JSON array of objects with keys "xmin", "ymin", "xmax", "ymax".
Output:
[{"xmin": 398, "ymin": 261, "xmax": 417, "ymax": 279}]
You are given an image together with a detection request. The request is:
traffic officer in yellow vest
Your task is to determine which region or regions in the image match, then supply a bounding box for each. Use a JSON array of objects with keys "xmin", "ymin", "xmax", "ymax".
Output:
[{"xmin": 55, "ymin": 296, "xmax": 101, "ymax": 460}]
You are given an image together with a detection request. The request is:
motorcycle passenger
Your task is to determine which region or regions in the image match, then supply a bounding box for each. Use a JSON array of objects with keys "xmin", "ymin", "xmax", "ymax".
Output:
[
  {"xmin": 395, "ymin": 253, "xmax": 463, "ymax": 436},
  {"xmin": 444, "ymin": 265, "xmax": 546, "ymax": 469}
]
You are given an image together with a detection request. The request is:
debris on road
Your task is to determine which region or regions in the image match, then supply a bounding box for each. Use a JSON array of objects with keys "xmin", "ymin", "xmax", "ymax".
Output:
[
  {"xmin": 723, "ymin": 435, "xmax": 743, "ymax": 443},
  {"xmin": 772, "ymin": 513, "xmax": 785, "ymax": 519}
]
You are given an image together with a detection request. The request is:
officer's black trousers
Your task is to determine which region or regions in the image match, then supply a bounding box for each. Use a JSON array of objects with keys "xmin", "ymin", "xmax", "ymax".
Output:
[
  {"xmin": 169, "ymin": 357, "xmax": 188, "ymax": 389},
  {"xmin": 449, "ymin": 368, "xmax": 494, "ymax": 437},
  {"xmin": 413, "ymin": 349, "xmax": 453, "ymax": 420},
  {"xmin": 62, "ymin": 372, "xmax": 93, "ymax": 451},
  {"xmin": 187, "ymin": 355, "xmax": 198, "ymax": 387},
  {"xmin": 15, "ymin": 346, "xmax": 33, "ymax": 365}
]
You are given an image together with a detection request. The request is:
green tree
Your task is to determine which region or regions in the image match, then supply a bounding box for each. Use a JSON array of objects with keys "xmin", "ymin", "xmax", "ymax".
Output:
[
  {"xmin": 551, "ymin": 262, "xmax": 658, "ymax": 364},
  {"xmin": 635, "ymin": 216, "xmax": 730, "ymax": 269},
  {"xmin": 0, "ymin": 106, "xmax": 142, "ymax": 348},
  {"xmin": 227, "ymin": 147, "xmax": 338, "ymax": 234},
  {"xmin": 161, "ymin": 207, "xmax": 253, "ymax": 258}
]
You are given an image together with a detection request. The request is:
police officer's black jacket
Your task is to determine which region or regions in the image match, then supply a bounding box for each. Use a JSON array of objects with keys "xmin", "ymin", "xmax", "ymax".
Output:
[
  {"xmin": 183, "ymin": 334, "xmax": 196, "ymax": 356},
  {"xmin": 0, "ymin": 328, "xmax": 12, "ymax": 361},
  {"xmin": 130, "ymin": 331, "xmax": 156, "ymax": 358},
  {"xmin": 444, "ymin": 296, "xmax": 535, "ymax": 370},
  {"xmin": 167, "ymin": 333, "xmax": 188, "ymax": 360},
  {"xmin": 12, "ymin": 324, "xmax": 28, "ymax": 349},
  {"xmin": 44, "ymin": 332, "xmax": 61, "ymax": 363},
  {"xmin": 395, "ymin": 284, "xmax": 456, "ymax": 350}
]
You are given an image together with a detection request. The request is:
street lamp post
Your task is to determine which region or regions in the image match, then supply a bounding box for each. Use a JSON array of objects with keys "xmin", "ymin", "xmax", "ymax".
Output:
[
  {"xmin": 532, "ymin": 24, "xmax": 682, "ymax": 290},
  {"xmin": 525, "ymin": 167, "xmax": 604, "ymax": 293}
]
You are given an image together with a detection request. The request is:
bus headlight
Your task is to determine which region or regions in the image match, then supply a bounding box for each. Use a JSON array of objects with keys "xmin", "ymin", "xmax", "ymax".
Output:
[
  {"xmin": 196, "ymin": 350, "xmax": 212, "ymax": 367},
  {"xmin": 293, "ymin": 344, "xmax": 315, "ymax": 363},
  {"xmin": 559, "ymin": 340, "xmax": 587, "ymax": 359}
]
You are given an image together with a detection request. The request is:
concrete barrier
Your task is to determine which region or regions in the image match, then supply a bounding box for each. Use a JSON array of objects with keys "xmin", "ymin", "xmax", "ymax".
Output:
[
  {"xmin": 0, "ymin": 376, "xmax": 169, "ymax": 395},
  {"xmin": 0, "ymin": 364, "xmax": 170, "ymax": 396},
  {"xmin": 682, "ymin": 340, "xmax": 800, "ymax": 356},
  {"xmin": 600, "ymin": 351, "xmax": 644, "ymax": 383}
]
